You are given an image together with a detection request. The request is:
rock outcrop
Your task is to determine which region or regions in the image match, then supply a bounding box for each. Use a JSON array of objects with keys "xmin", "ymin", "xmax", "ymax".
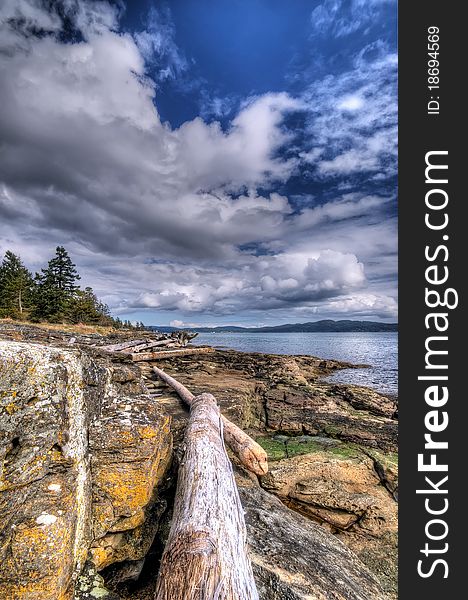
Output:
[
  {"xmin": 238, "ymin": 478, "xmax": 386, "ymax": 600},
  {"xmin": 0, "ymin": 327, "xmax": 397, "ymax": 599},
  {"xmin": 150, "ymin": 350, "xmax": 397, "ymax": 453},
  {"xmin": 0, "ymin": 341, "xmax": 171, "ymax": 599},
  {"xmin": 261, "ymin": 443, "xmax": 397, "ymax": 534},
  {"xmin": 260, "ymin": 441, "xmax": 397, "ymax": 596}
]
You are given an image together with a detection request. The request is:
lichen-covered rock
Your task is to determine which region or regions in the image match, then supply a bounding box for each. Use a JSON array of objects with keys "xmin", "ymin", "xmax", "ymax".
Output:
[
  {"xmin": 74, "ymin": 562, "xmax": 120, "ymax": 600},
  {"xmin": 89, "ymin": 391, "xmax": 171, "ymax": 569},
  {"xmin": 0, "ymin": 341, "xmax": 172, "ymax": 599},
  {"xmin": 0, "ymin": 342, "xmax": 94, "ymax": 599},
  {"xmin": 1, "ymin": 328, "xmax": 398, "ymax": 600}
]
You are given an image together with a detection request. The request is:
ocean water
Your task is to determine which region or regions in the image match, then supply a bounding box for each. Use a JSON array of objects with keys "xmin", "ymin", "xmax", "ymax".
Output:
[{"xmin": 194, "ymin": 331, "xmax": 398, "ymax": 396}]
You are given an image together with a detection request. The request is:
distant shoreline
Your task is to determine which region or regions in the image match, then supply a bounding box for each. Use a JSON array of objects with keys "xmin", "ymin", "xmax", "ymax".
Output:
[{"xmin": 151, "ymin": 320, "xmax": 398, "ymax": 334}]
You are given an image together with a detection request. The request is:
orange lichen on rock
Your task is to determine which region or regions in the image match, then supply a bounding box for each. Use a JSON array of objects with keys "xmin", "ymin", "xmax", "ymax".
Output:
[
  {"xmin": 0, "ymin": 341, "xmax": 173, "ymax": 597},
  {"xmin": 89, "ymin": 401, "xmax": 172, "ymax": 569},
  {"xmin": 0, "ymin": 489, "xmax": 77, "ymax": 600}
]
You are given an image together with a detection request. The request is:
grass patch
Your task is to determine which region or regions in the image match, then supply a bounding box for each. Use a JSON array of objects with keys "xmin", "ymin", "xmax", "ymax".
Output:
[
  {"xmin": 256, "ymin": 438, "xmax": 287, "ymax": 461},
  {"xmin": 0, "ymin": 318, "xmax": 117, "ymax": 336},
  {"xmin": 257, "ymin": 433, "xmax": 398, "ymax": 466},
  {"xmin": 285, "ymin": 439, "xmax": 324, "ymax": 457},
  {"xmin": 257, "ymin": 436, "xmax": 336, "ymax": 461}
]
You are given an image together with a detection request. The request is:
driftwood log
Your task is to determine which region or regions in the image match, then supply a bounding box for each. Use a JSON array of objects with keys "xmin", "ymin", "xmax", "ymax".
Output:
[
  {"xmin": 152, "ymin": 366, "xmax": 268, "ymax": 476},
  {"xmin": 100, "ymin": 331, "xmax": 199, "ymax": 355},
  {"xmin": 131, "ymin": 347, "xmax": 214, "ymax": 362},
  {"xmin": 99, "ymin": 339, "xmax": 147, "ymax": 352},
  {"xmin": 126, "ymin": 338, "xmax": 174, "ymax": 353},
  {"xmin": 154, "ymin": 393, "xmax": 259, "ymax": 600}
]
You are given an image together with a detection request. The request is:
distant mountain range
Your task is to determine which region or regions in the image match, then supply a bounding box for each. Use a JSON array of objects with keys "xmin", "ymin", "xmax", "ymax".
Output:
[{"xmin": 150, "ymin": 319, "xmax": 398, "ymax": 334}]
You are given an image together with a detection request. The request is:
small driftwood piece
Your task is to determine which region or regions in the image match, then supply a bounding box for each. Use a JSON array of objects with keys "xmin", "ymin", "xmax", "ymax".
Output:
[
  {"xmin": 152, "ymin": 366, "xmax": 268, "ymax": 476},
  {"xmin": 171, "ymin": 330, "xmax": 199, "ymax": 346},
  {"xmin": 154, "ymin": 393, "xmax": 259, "ymax": 600},
  {"xmin": 131, "ymin": 347, "xmax": 214, "ymax": 362}
]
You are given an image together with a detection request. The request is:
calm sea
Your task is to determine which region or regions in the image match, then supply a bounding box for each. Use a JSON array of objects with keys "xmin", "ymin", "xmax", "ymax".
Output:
[{"xmin": 194, "ymin": 331, "xmax": 397, "ymax": 396}]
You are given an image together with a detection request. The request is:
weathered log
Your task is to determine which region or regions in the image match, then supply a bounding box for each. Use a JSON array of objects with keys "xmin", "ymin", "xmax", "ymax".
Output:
[
  {"xmin": 130, "ymin": 347, "xmax": 214, "ymax": 361},
  {"xmin": 99, "ymin": 339, "xmax": 148, "ymax": 352},
  {"xmin": 152, "ymin": 366, "xmax": 268, "ymax": 476},
  {"xmin": 127, "ymin": 338, "xmax": 174, "ymax": 353},
  {"xmin": 154, "ymin": 393, "xmax": 259, "ymax": 600}
]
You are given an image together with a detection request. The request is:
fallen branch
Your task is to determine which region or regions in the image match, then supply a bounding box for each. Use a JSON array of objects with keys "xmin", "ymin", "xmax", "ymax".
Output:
[
  {"xmin": 154, "ymin": 393, "xmax": 259, "ymax": 600},
  {"xmin": 131, "ymin": 347, "xmax": 214, "ymax": 362},
  {"xmin": 152, "ymin": 366, "xmax": 268, "ymax": 476}
]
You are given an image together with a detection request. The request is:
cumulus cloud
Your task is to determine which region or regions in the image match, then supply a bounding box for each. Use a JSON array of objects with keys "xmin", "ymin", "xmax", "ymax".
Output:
[
  {"xmin": 0, "ymin": 0, "xmax": 397, "ymax": 324},
  {"xmin": 0, "ymin": 4, "xmax": 300, "ymax": 259},
  {"xmin": 311, "ymin": 293, "xmax": 398, "ymax": 319},
  {"xmin": 124, "ymin": 248, "xmax": 366, "ymax": 316}
]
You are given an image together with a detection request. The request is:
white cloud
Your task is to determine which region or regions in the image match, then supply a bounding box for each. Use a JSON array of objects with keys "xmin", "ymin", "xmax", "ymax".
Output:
[
  {"xmin": 133, "ymin": 5, "xmax": 188, "ymax": 81},
  {"xmin": 169, "ymin": 319, "xmax": 184, "ymax": 327},
  {"xmin": 0, "ymin": 0, "xmax": 397, "ymax": 323},
  {"xmin": 302, "ymin": 47, "xmax": 397, "ymax": 178},
  {"xmin": 311, "ymin": 0, "xmax": 396, "ymax": 39},
  {"xmin": 337, "ymin": 94, "xmax": 364, "ymax": 111},
  {"xmin": 127, "ymin": 248, "xmax": 366, "ymax": 315},
  {"xmin": 314, "ymin": 293, "xmax": 398, "ymax": 319}
]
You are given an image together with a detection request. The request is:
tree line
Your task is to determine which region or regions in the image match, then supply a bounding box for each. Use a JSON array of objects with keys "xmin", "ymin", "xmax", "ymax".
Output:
[{"xmin": 0, "ymin": 246, "xmax": 143, "ymax": 329}]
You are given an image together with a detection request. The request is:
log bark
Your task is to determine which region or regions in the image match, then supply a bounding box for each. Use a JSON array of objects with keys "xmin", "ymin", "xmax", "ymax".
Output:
[
  {"xmin": 154, "ymin": 393, "xmax": 259, "ymax": 600},
  {"xmin": 131, "ymin": 347, "xmax": 214, "ymax": 361},
  {"xmin": 152, "ymin": 366, "xmax": 268, "ymax": 476}
]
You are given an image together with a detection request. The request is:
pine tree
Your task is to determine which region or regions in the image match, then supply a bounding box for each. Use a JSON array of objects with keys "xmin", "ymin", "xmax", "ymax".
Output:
[
  {"xmin": 32, "ymin": 246, "xmax": 81, "ymax": 321},
  {"xmin": 43, "ymin": 246, "xmax": 80, "ymax": 293},
  {"xmin": 0, "ymin": 251, "xmax": 34, "ymax": 318}
]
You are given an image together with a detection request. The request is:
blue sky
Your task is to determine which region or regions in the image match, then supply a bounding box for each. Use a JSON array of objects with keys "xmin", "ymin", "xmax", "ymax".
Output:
[{"xmin": 0, "ymin": 0, "xmax": 397, "ymax": 326}]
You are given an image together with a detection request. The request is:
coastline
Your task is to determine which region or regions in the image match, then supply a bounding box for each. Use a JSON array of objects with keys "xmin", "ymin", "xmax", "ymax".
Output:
[{"xmin": 194, "ymin": 330, "xmax": 398, "ymax": 397}]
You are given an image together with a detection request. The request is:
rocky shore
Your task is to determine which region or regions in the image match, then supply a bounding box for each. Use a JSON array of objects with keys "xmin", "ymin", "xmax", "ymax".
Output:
[{"xmin": 0, "ymin": 323, "xmax": 397, "ymax": 599}]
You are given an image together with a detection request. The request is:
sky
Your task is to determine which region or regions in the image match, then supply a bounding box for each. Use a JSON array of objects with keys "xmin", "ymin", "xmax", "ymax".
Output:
[{"xmin": 0, "ymin": 0, "xmax": 397, "ymax": 327}]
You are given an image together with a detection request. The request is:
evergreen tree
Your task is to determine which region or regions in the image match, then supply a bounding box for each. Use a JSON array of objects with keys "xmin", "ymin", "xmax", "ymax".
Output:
[
  {"xmin": 67, "ymin": 287, "xmax": 114, "ymax": 325},
  {"xmin": 1, "ymin": 245, "xmax": 123, "ymax": 329},
  {"xmin": 32, "ymin": 246, "xmax": 81, "ymax": 321},
  {"xmin": 43, "ymin": 246, "xmax": 80, "ymax": 293},
  {"xmin": 0, "ymin": 251, "xmax": 34, "ymax": 318},
  {"xmin": 67, "ymin": 287, "xmax": 98, "ymax": 324}
]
